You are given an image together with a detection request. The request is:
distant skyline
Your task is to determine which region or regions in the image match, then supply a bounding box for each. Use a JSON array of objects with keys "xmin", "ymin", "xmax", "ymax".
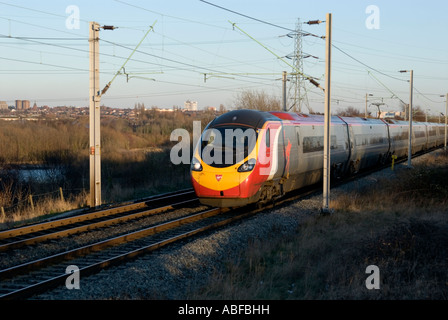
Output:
[{"xmin": 0, "ymin": 0, "xmax": 447, "ymax": 116}]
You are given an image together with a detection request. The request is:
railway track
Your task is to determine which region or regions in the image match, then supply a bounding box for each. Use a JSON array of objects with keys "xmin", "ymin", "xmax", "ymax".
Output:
[
  {"xmin": 0, "ymin": 188, "xmax": 266, "ymax": 300},
  {"xmin": 0, "ymin": 148, "xmax": 442, "ymax": 300},
  {"xmin": 0, "ymin": 188, "xmax": 197, "ymax": 252}
]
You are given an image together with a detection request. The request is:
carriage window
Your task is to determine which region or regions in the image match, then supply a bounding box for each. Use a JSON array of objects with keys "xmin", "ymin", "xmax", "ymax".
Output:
[
  {"xmin": 303, "ymin": 136, "xmax": 323, "ymax": 153},
  {"xmin": 303, "ymin": 135, "xmax": 337, "ymax": 153},
  {"xmin": 429, "ymin": 128, "xmax": 437, "ymax": 137},
  {"xmin": 415, "ymin": 131, "xmax": 425, "ymax": 138}
]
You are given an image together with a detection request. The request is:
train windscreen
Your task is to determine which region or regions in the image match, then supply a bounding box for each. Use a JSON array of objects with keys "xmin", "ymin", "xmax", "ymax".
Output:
[{"xmin": 200, "ymin": 126, "xmax": 258, "ymax": 168}]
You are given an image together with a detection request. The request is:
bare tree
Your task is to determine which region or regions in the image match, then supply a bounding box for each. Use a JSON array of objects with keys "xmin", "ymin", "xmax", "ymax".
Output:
[
  {"xmin": 400, "ymin": 102, "xmax": 426, "ymax": 122},
  {"xmin": 233, "ymin": 89, "xmax": 281, "ymax": 112},
  {"xmin": 336, "ymin": 106, "xmax": 362, "ymax": 117}
]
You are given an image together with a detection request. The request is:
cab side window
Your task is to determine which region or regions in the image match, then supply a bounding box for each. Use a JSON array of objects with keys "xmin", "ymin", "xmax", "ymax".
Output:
[
  {"xmin": 295, "ymin": 127, "xmax": 300, "ymax": 145},
  {"xmin": 266, "ymin": 128, "xmax": 270, "ymax": 148}
]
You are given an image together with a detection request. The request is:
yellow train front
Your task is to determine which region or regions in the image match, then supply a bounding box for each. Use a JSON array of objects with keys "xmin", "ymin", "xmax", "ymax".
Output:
[{"xmin": 190, "ymin": 109, "xmax": 283, "ymax": 207}]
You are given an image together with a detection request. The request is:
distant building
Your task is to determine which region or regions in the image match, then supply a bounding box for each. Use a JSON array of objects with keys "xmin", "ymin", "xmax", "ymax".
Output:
[
  {"xmin": 378, "ymin": 111, "xmax": 405, "ymax": 119},
  {"xmin": 15, "ymin": 100, "xmax": 22, "ymax": 110},
  {"xmin": 22, "ymin": 100, "xmax": 30, "ymax": 109},
  {"xmin": 0, "ymin": 101, "xmax": 8, "ymax": 110},
  {"xmin": 184, "ymin": 100, "xmax": 198, "ymax": 111}
]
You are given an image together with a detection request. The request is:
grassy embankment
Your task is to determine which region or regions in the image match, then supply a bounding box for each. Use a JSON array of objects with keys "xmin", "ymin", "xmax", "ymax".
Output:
[
  {"xmin": 195, "ymin": 150, "xmax": 448, "ymax": 299},
  {"xmin": 0, "ymin": 110, "xmax": 216, "ymax": 226}
]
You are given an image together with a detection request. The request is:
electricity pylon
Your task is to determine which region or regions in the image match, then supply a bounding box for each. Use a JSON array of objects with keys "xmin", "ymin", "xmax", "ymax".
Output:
[{"xmin": 288, "ymin": 19, "xmax": 311, "ymax": 113}]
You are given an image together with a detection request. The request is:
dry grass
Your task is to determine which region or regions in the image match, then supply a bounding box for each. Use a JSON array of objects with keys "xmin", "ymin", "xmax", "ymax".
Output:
[
  {"xmin": 0, "ymin": 191, "xmax": 88, "ymax": 229},
  {"xmin": 194, "ymin": 151, "xmax": 448, "ymax": 300},
  {"xmin": 332, "ymin": 151, "xmax": 448, "ymax": 213},
  {"xmin": 0, "ymin": 111, "xmax": 214, "ymax": 226}
]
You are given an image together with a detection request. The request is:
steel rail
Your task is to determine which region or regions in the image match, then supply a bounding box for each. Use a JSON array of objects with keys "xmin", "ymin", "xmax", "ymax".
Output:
[
  {"xmin": 0, "ymin": 188, "xmax": 195, "ymax": 240},
  {"xmin": 0, "ymin": 205, "xmax": 272, "ymax": 300},
  {"xmin": 0, "ymin": 198, "xmax": 198, "ymax": 252},
  {"xmin": 0, "ymin": 206, "xmax": 227, "ymax": 298},
  {"xmin": 0, "ymin": 189, "xmax": 195, "ymax": 248}
]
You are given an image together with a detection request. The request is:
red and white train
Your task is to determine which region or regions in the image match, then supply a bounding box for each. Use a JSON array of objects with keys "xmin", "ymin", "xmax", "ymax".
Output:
[{"xmin": 190, "ymin": 109, "xmax": 445, "ymax": 207}]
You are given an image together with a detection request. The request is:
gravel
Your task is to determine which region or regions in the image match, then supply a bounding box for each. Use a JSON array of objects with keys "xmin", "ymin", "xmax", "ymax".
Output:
[{"xmin": 32, "ymin": 151, "xmax": 439, "ymax": 300}]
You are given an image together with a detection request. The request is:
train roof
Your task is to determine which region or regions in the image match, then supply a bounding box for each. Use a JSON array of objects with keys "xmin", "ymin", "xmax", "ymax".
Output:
[
  {"xmin": 384, "ymin": 119, "xmax": 439, "ymax": 126},
  {"xmin": 338, "ymin": 116, "xmax": 387, "ymax": 126},
  {"xmin": 269, "ymin": 111, "xmax": 345, "ymax": 125},
  {"xmin": 210, "ymin": 110, "xmax": 444, "ymax": 129},
  {"xmin": 208, "ymin": 109, "xmax": 280, "ymax": 129}
]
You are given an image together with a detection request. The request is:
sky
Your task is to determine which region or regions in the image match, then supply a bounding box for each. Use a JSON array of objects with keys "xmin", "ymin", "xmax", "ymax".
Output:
[{"xmin": 0, "ymin": 0, "xmax": 447, "ymax": 116}]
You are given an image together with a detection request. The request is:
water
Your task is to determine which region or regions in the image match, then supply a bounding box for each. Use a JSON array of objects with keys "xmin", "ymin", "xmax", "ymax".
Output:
[{"xmin": 1, "ymin": 166, "xmax": 64, "ymax": 183}]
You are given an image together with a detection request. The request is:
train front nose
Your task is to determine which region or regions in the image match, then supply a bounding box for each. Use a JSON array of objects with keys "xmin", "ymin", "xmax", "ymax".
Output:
[{"xmin": 191, "ymin": 168, "xmax": 241, "ymax": 198}]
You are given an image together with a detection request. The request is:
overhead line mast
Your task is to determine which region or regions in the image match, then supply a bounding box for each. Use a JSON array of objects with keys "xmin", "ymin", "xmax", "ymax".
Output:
[
  {"xmin": 89, "ymin": 21, "xmax": 101, "ymax": 208},
  {"xmin": 89, "ymin": 22, "xmax": 116, "ymax": 208}
]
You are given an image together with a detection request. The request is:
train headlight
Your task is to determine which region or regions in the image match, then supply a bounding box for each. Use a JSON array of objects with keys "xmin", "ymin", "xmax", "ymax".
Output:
[
  {"xmin": 191, "ymin": 158, "xmax": 203, "ymax": 172},
  {"xmin": 237, "ymin": 159, "xmax": 256, "ymax": 172}
]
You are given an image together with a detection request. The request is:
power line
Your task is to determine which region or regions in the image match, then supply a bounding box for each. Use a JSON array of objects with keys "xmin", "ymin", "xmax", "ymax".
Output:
[
  {"xmin": 0, "ymin": 33, "xmax": 174, "ymax": 74},
  {"xmin": 0, "ymin": 1, "xmax": 89, "ymax": 23},
  {"xmin": 150, "ymin": 30, "xmax": 281, "ymax": 75},
  {"xmin": 332, "ymin": 44, "xmax": 408, "ymax": 82},
  {"xmin": 1, "ymin": 31, "xmax": 277, "ymax": 89},
  {"xmin": 0, "ymin": 1, "xmax": 312, "ymax": 92},
  {"xmin": 0, "ymin": 16, "xmax": 85, "ymax": 38},
  {"xmin": 114, "ymin": 0, "xmax": 228, "ymax": 30},
  {"xmin": 100, "ymin": 38, "xmax": 281, "ymax": 86},
  {"xmin": 414, "ymin": 87, "xmax": 446, "ymax": 103},
  {"xmin": 333, "ymin": 39, "xmax": 448, "ymax": 65},
  {"xmin": 199, "ymin": 0, "xmax": 321, "ymax": 39},
  {"xmin": 367, "ymin": 71, "xmax": 406, "ymax": 105},
  {"xmin": 0, "ymin": 55, "xmax": 88, "ymax": 72},
  {"xmin": 200, "ymin": 0, "xmax": 294, "ymax": 32},
  {"xmin": 198, "ymin": 1, "xmax": 412, "ymax": 89},
  {"xmin": 0, "ymin": 35, "xmax": 86, "ymax": 41},
  {"xmin": 229, "ymin": 21, "xmax": 323, "ymax": 91},
  {"xmin": 101, "ymin": 21, "xmax": 157, "ymax": 96}
]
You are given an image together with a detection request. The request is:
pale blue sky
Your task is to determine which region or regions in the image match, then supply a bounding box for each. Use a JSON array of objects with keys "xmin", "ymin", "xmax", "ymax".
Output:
[{"xmin": 0, "ymin": 0, "xmax": 447, "ymax": 116}]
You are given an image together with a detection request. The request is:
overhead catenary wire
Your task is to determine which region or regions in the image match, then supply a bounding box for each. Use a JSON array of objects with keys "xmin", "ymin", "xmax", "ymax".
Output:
[
  {"xmin": 367, "ymin": 71, "xmax": 406, "ymax": 105},
  {"xmin": 100, "ymin": 21, "xmax": 157, "ymax": 96},
  {"xmin": 0, "ymin": 33, "xmax": 279, "ymax": 97},
  {"xmin": 229, "ymin": 21, "xmax": 324, "ymax": 91},
  {"xmin": 199, "ymin": 0, "xmax": 321, "ymax": 39},
  {"xmin": 114, "ymin": 0, "xmax": 228, "ymax": 30},
  {"xmin": 99, "ymin": 38, "xmax": 284, "ymax": 86},
  {"xmin": 198, "ymin": 0, "xmax": 426, "ymax": 88},
  {"xmin": 0, "ymin": 55, "xmax": 89, "ymax": 72},
  {"xmin": 198, "ymin": 1, "xmax": 415, "ymax": 92},
  {"xmin": 414, "ymin": 87, "xmax": 446, "ymax": 104},
  {"xmin": 332, "ymin": 44, "xmax": 408, "ymax": 82},
  {"xmin": 200, "ymin": 0, "xmax": 295, "ymax": 32},
  {"xmin": 1, "ymin": 1, "xmax": 444, "ymax": 112},
  {"xmin": 0, "ymin": 35, "xmax": 86, "ymax": 41}
]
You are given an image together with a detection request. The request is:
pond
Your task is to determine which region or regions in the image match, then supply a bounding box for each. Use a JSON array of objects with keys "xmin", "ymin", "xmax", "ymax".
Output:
[{"xmin": 1, "ymin": 165, "xmax": 64, "ymax": 184}]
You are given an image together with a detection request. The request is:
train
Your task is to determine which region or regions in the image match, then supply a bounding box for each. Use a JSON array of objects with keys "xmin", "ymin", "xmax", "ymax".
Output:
[{"xmin": 190, "ymin": 109, "xmax": 446, "ymax": 207}]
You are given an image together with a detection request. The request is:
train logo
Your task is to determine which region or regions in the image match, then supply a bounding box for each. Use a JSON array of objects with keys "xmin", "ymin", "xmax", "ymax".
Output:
[{"xmin": 215, "ymin": 174, "xmax": 222, "ymax": 182}]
